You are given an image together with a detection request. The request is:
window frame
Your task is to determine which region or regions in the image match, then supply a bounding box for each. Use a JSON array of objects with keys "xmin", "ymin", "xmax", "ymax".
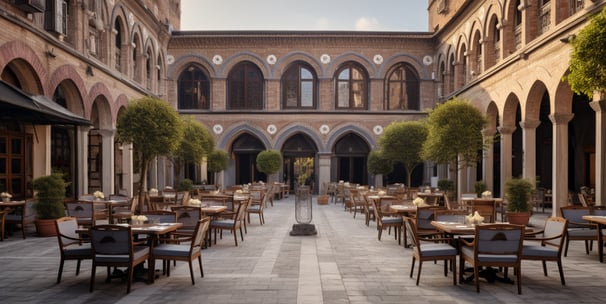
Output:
[
  {"xmin": 227, "ymin": 61, "xmax": 264, "ymax": 110},
  {"xmin": 385, "ymin": 63, "xmax": 421, "ymax": 111},
  {"xmin": 177, "ymin": 65, "xmax": 211, "ymax": 111},
  {"xmin": 334, "ymin": 62, "xmax": 369, "ymax": 110},
  {"xmin": 281, "ymin": 62, "xmax": 317, "ymax": 109}
]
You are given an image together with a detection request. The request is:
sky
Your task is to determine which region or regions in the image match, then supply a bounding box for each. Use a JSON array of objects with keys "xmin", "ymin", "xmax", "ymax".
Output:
[{"xmin": 180, "ymin": 0, "xmax": 429, "ymax": 32}]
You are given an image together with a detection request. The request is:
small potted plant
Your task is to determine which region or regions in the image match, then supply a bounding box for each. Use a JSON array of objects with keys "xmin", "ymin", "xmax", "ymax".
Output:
[
  {"xmin": 33, "ymin": 172, "xmax": 68, "ymax": 237},
  {"xmin": 504, "ymin": 178, "xmax": 534, "ymax": 226},
  {"xmin": 474, "ymin": 180, "xmax": 487, "ymax": 198}
]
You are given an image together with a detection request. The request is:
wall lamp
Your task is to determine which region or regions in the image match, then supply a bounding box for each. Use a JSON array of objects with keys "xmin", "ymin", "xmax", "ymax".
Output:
[
  {"xmin": 86, "ymin": 65, "xmax": 94, "ymax": 76},
  {"xmin": 46, "ymin": 48, "xmax": 56, "ymax": 58},
  {"xmin": 560, "ymin": 34, "xmax": 576, "ymax": 44}
]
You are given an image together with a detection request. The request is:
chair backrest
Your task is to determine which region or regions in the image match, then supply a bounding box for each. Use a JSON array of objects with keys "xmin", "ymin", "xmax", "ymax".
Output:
[
  {"xmin": 90, "ymin": 225, "xmax": 132, "ymax": 256},
  {"xmin": 24, "ymin": 199, "xmax": 38, "ymax": 222},
  {"xmin": 55, "ymin": 216, "xmax": 81, "ymax": 248},
  {"xmin": 577, "ymin": 193, "xmax": 588, "ymax": 207},
  {"xmin": 442, "ymin": 193, "xmax": 456, "ymax": 210},
  {"xmin": 141, "ymin": 210, "xmax": 176, "ymax": 223},
  {"xmin": 179, "ymin": 191, "xmax": 190, "ymax": 206},
  {"xmin": 404, "ymin": 216, "xmax": 419, "ymax": 249},
  {"xmin": 591, "ymin": 206, "xmax": 606, "ymax": 216},
  {"xmin": 461, "ymin": 193, "xmax": 477, "ymax": 200},
  {"xmin": 172, "ymin": 206, "xmax": 201, "ymax": 230},
  {"xmin": 190, "ymin": 217, "xmax": 211, "ymax": 255},
  {"xmin": 434, "ymin": 209, "xmax": 466, "ymax": 223},
  {"xmin": 474, "ymin": 224, "xmax": 524, "ymax": 259},
  {"xmin": 560, "ymin": 205, "xmax": 590, "ymax": 228},
  {"xmin": 65, "ymin": 200, "xmax": 95, "ymax": 225},
  {"xmin": 109, "ymin": 194, "xmax": 129, "ymax": 202},
  {"xmin": 541, "ymin": 216, "xmax": 568, "ymax": 250},
  {"xmin": 79, "ymin": 194, "xmax": 95, "ymax": 201},
  {"xmin": 235, "ymin": 197, "xmax": 251, "ymax": 223},
  {"xmin": 471, "ymin": 199, "xmax": 496, "ymax": 223},
  {"xmin": 416, "ymin": 206, "xmax": 445, "ymax": 230}
]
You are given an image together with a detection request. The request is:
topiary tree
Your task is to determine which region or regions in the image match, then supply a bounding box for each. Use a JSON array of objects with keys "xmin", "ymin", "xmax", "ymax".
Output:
[
  {"xmin": 207, "ymin": 149, "xmax": 230, "ymax": 185},
  {"xmin": 117, "ymin": 97, "xmax": 183, "ymax": 212},
  {"xmin": 367, "ymin": 150, "xmax": 394, "ymax": 185},
  {"xmin": 171, "ymin": 117, "xmax": 214, "ymax": 181},
  {"xmin": 564, "ymin": 6, "xmax": 606, "ymax": 99},
  {"xmin": 379, "ymin": 120, "xmax": 428, "ymax": 187},
  {"xmin": 256, "ymin": 150, "xmax": 283, "ymax": 182},
  {"xmin": 33, "ymin": 172, "xmax": 68, "ymax": 219},
  {"xmin": 422, "ymin": 97, "xmax": 487, "ymax": 196}
]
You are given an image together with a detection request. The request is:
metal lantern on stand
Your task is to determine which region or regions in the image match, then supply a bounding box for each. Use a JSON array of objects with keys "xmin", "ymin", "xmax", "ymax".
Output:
[{"xmin": 290, "ymin": 185, "xmax": 317, "ymax": 235}]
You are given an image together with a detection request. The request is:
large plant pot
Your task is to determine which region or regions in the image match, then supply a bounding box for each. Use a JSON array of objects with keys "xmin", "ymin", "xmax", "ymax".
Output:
[
  {"xmin": 317, "ymin": 195, "xmax": 329, "ymax": 205},
  {"xmin": 35, "ymin": 219, "xmax": 58, "ymax": 237},
  {"xmin": 506, "ymin": 212, "xmax": 530, "ymax": 226}
]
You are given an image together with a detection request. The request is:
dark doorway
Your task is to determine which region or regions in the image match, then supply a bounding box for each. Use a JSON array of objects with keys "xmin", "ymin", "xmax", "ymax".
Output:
[
  {"xmin": 232, "ymin": 133, "xmax": 266, "ymax": 185},
  {"xmin": 333, "ymin": 133, "xmax": 369, "ymax": 185},
  {"xmin": 282, "ymin": 133, "xmax": 318, "ymax": 193}
]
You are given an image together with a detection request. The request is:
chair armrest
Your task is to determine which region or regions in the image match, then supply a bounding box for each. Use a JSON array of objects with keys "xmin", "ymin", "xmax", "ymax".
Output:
[
  {"xmin": 568, "ymin": 221, "xmax": 597, "ymax": 229},
  {"xmin": 460, "ymin": 238, "xmax": 474, "ymax": 247},
  {"xmin": 525, "ymin": 233, "xmax": 565, "ymax": 242}
]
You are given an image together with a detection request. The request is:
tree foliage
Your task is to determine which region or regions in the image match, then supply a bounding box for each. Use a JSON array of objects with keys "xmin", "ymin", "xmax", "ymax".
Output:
[
  {"xmin": 421, "ymin": 98, "xmax": 487, "ymax": 168},
  {"xmin": 256, "ymin": 150, "xmax": 283, "ymax": 175},
  {"xmin": 564, "ymin": 7, "xmax": 606, "ymax": 98},
  {"xmin": 379, "ymin": 120, "xmax": 428, "ymax": 186},
  {"xmin": 116, "ymin": 97, "xmax": 183, "ymax": 210},
  {"xmin": 207, "ymin": 150, "xmax": 230, "ymax": 173},
  {"xmin": 367, "ymin": 150, "xmax": 394, "ymax": 176},
  {"xmin": 171, "ymin": 117, "xmax": 214, "ymax": 177}
]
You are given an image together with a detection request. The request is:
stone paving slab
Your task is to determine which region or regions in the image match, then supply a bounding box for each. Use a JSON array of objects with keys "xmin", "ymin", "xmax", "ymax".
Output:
[{"xmin": 0, "ymin": 197, "xmax": 604, "ymax": 303}]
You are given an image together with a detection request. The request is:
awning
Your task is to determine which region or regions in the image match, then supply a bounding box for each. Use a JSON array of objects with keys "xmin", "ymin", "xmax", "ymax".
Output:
[{"xmin": 0, "ymin": 80, "xmax": 91, "ymax": 126}]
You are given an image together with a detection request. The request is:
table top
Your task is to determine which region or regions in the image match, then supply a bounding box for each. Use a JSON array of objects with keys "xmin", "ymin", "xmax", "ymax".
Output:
[
  {"xmin": 0, "ymin": 200, "xmax": 26, "ymax": 207},
  {"xmin": 582, "ymin": 215, "xmax": 606, "ymax": 225},
  {"xmin": 77, "ymin": 222, "xmax": 182, "ymax": 235},
  {"xmin": 199, "ymin": 205, "xmax": 227, "ymax": 214},
  {"xmin": 389, "ymin": 205, "xmax": 416, "ymax": 213},
  {"xmin": 431, "ymin": 221, "xmax": 534, "ymax": 235}
]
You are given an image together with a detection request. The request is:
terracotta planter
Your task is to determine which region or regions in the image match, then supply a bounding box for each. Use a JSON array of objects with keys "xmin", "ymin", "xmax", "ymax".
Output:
[
  {"xmin": 317, "ymin": 195, "xmax": 329, "ymax": 205},
  {"xmin": 506, "ymin": 212, "xmax": 531, "ymax": 226},
  {"xmin": 35, "ymin": 219, "xmax": 58, "ymax": 237}
]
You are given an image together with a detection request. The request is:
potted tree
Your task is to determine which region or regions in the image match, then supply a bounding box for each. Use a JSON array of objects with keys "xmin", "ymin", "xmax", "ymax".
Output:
[
  {"xmin": 256, "ymin": 150, "xmax": 283, "ymax": 183},
  {"xmin": 33, "ymin": 172, "xmax": 68, "ymax": 237},
  {"xmin": 504, "ymin": 178, "xmax": 534, "ymax": 226}
]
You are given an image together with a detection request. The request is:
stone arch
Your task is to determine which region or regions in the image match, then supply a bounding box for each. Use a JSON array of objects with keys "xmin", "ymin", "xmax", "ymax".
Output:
[
  {"xmin": 50, "ymin": 78, "xmax": 86, "ymax": 119},
  {"xmin": 326, "ymin": 124, "xmax": 376, "ymax": 151},
  {"xmin": 218, "ymin": 123, "xmax": 271, "ymax": 151},
  {"xmin": 526, "ymin": 80, "xmax": 549, "ymax": 121},
  {"xmin": 274, "ymin": 124, "xmax": 325, "ymax": 152},
  {"xmin": 502, "ymin": 92, "xmax": 521, "ymax": 127},
  {"xmin": 486, "ymin": 101, "xmax": 499, "ymax": 132},
  {"xmin": 169, "ymin": 54, "xmax": 217, "ymax": 79},
  {"xmin": 378, "ymin": 53, "xmax": 430, "ymax": 80},
  {"xmin": 0, "ymin": 40, "xmax": 48, "ymax": 94},
  {"xmin": 272, "ymin": 51, "xmax": 322, "ymax": 79},
  {"xmin": 328, "ymin": 52, "xmax": 376, "ymax": 78},
  {"xmin": 222, "ymin": 51, "xmax": 271, "ymax": 79},
  {"xmin": 86, "ymin": 82, "xmax": 114, "ymax": 123},
  {"xmin": 48, "ymin": 64, "xmax": 88, "ymax": 116}
]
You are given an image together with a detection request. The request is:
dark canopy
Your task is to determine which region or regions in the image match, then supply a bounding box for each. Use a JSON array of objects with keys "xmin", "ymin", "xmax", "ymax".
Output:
[{"xmin": 0, "ymin": 80, "xmax": 91, "ymax": 126}]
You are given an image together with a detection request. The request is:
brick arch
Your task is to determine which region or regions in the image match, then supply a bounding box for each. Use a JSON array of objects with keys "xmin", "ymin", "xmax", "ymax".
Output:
[
  {"xmin": 272, "ymin": 51, "xmax": 322, "ymax": 79},
  {"xmin": 378, "ymin": 53, "xmax": 429, "ymax": 80},
  {"xmin": 525, "ymin": 80, "xmax": 549, "ymax": 121},
  {"xmin": 0, "ymin": 40, "xmax": 48, "ymax": 93},
  {"xmin": 274, "ymin": 124, "xmax": 325, "ymax": 153},
  {"xmin": 115, "ymin": 94, "xmax": 130, "ymax": 117},
  {"xmin": 502, "ymin": 92, "xmax": 521, "ymax": 127},
  {"xmin": 48, "ymin": 64, "xmax": 88, "ymax": 112},
  {"xmin": 328, "ymin": 52, "xmax": 376, "ymax": 78},
  {"xmin": 326, "ymin": 124, "xmax": 375, "ymax": 151},
  {"xmin": 482, "ymin": 1, "xmax": 505, "ymax": 34},
  {"xmin": 554, "ymin": 73, "xmax": 574, "ymax": 115},
  {"xmin": 486, "ymin": 101, "xmax": 499, "ymax": 132},
  {"xmin": 218, "ymin": 123, "xmax": 271, "ymax": 151},
  {"xmin": 169, "ymin": 55, "xmax": 216, "ymax": 79},
  {"xmin": 86, "ymin": 82, "xmax": 114, "ymax": 123},
  {"xmin": 50, "ymin": 78, "xmax": 86, "ymax": 118},
  {"xmin": 222, "ymin": 51, "xmax": 270, "ymax": 79}
]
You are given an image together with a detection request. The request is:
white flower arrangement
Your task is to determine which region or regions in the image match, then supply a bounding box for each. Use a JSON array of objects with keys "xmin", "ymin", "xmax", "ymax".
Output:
[
  {"xmin": 131, "ymin": 215, "xmax": 148, "ymax": 225},
  {"xmin": 481, "ymin": 190, "xmax": 492, "ymax": 198},
  {"xmin": 93, "ymin": 191, "xmax": 104, "ymax": 199},
  {"xmin": 149, "ymin": 188, "xmax": 159, "ymax": 196},
  {"xmin": 189, "ymin": 198, "xmax": 202, "ymax": 206},
  {"xmin": 466, "ymin": 211, "xmax": 484, "ymax": 225},
  {"xmin": 413, "ymin": 197, "xmax": 426, "ymax": 207},
  {"xmin": 1, "ymin": 192, "xmax": 12, "ymax": 198}
]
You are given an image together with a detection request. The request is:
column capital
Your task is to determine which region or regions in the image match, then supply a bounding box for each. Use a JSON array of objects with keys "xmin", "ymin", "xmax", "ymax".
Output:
[
  {"xmin": 590, "ymin": 99, "xmax": 606, "ymax": 112},
  {"xmin": 519, "ymin": 119, "xmax": 541, "ymax": 129},
  {"xmin": 481, "ymin": 128, "xmax": 497, "ymax": 136},
  {"xmin": 497, "ymin": 126, "xmax": 516, "ymax": 135},
  {"xmin": 549, "ymin": 113, "xmax": 574, "ymax": 125}
]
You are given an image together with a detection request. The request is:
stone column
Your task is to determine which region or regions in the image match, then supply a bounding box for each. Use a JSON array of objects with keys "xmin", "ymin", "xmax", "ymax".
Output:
[
  {"xmin": 77, "ymin": 125, "xmax": 92, "ymax": 195},
  {"xmin": 481, "ymin": 128, "xmax": 496, "ymax": 192},
  {"xmin": 121, "ymin": 143, "xmax": 134, "ymax": 196},
  {"xmin": 498, "ymin": 126, "xmax": 516, "ymax": 193},
  {"xmin": 549, "ymin": 113, "xmax": 574, "ymax": 216},
  {"xmin": 590, "ymin": 93, "xmax": 606, "ymax": 206},
  {"xmin": 98, "ymin": 129, "xmax": 115, "ymax": 195},
  {"xmin": 520, "ymin": 120, "xmax": 541, "ymax": 185},
  {"xmin": 317, "ymin": 152, "xmax": 332, "ymax": 191}
]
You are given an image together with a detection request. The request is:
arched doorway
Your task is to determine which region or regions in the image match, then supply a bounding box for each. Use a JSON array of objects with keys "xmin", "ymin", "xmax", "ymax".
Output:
[
  {"xmin": 281, "ymin": 133, "xmax": 318, "ymax": 193},
  {"xmin": 231, "ymin": 133, "xmax": 266, "ymax": 185},
  {"xmin": 333, "ymin": 133, "xmax": 369, "ymax": 185}
]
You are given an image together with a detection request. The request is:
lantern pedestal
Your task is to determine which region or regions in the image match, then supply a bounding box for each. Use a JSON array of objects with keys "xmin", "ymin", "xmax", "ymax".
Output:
[{"xmin": 290, "ymin": 186, "xmax": 317, "ymax": 236}]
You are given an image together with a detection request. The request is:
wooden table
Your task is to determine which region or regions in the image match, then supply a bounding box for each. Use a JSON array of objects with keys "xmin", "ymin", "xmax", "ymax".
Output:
[
  {"xmin": 582, "ymin": 215, "xmax": 606, "ymax": 263},
  {"xmin": 431, "ymin": 221, "xmax": 476, "ymax": 235},
  {"xmin": 389, "ymin": 205, "xmax": 417, "ymax": 215}
]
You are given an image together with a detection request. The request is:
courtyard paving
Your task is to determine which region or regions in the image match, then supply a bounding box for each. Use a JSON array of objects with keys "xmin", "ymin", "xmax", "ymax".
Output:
[{"xmin": 0, "ymin": 196, "xmax": 604, "ymax": 304}]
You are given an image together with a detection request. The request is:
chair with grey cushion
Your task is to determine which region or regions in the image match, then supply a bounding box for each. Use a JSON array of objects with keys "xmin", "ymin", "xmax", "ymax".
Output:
[
  {"xmin": 372, "ymin": 199, "xmax": 403, "ymax": 244},
  {"xmin": 459, "ymin": 224, "xmax": 524, "ymax": 294},
  {"xmin": 152, "ymin": 217, "xmax": 210, "ymax": 285},
  {"xmin": 54, "ymin": 217, "xmax": 92, "ymax": 283},
  {"xmin": 404, "ymin": 217, "xmax": 457, "ymax": 285},
  {"xmin": 5, "ymin": 199, "xmax": 37, "ymax": 239},
  {"xmin": 65, "ymin": 200, "xmax": 104, "ymax": 227},
  {"xmin": 560, "ymin": 205, "xmax": 597, "ymax": 258},
  {"xmin": 522, "ymin": 216, "xmax": 568, "ymax": 285},
  {"xmin": 89, "ymin": 225, "xmax": 152, "ymax": 294},
  {"xmin": 211, "ymin": 197, "xmax": 250, "ymax": 246}
]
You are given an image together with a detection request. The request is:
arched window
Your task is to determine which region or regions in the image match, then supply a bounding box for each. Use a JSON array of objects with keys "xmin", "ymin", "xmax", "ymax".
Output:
[
  {"xmin": 114, "ymin": 20, "xmax": 122, "ymax": 71},
  {"xmin": 282, "ymin": 62, "xmax": 317, "ymax": 109},
  {"xmin": 228, "ymin": 61, "xmax": 264, "ymax": 110},
  {"xmin": 146, "ymin": 48, "xmax": 153, "ymax": 90},
  {"xmin": 514, "ymin": 0, "xmax": 523, "ymax": 50},
  {"xmin": 386, "ymin": 63, "xmax": 420, "ymax": 110},
  {"xmin": 178, "ymin": 65, "xmax": 210, "ymax": 110},
  {"xmin": 335, "ymin": 62, "xmax": 368, "ymax": 109}
]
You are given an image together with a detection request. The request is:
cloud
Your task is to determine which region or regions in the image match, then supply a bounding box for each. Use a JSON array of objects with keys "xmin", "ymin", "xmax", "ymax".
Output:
[{"xmin": 355, "ymin": 17, "xmax": 381, "ymax": 30}]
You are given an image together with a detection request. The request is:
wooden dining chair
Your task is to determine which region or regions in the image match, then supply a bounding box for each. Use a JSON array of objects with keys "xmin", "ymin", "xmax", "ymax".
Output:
[
  {"xmin": 404, "ymin": 217, "xmax": 457, "ymax": 285},
  {"xmin": 470, "ymin": 199, "xmax": 496, "ymax": 223},
  {"xmin": 371, "ymin": 199, "xmax": 403, "ymax": 244},
  {"xmin": 459, "ymin": 224, "xmax": 524, "ymax": 294},
  {"xmin": 54, "ymin": 217, "xmax": 92, "ymax": 283},
  {"xmin": 560, "ymin": 205, "xmax": 597, "ymax": 258},
  {"xmin": 522, "ymin": 216, "xmax": 568, "ymax": 285},
  {"xmin": 211, "ymin": 197, "xmax": 250, "ymax": 246},
  {"xmin": 89, "ymin": 225, "xmax": 152, "ymax": 294}
]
